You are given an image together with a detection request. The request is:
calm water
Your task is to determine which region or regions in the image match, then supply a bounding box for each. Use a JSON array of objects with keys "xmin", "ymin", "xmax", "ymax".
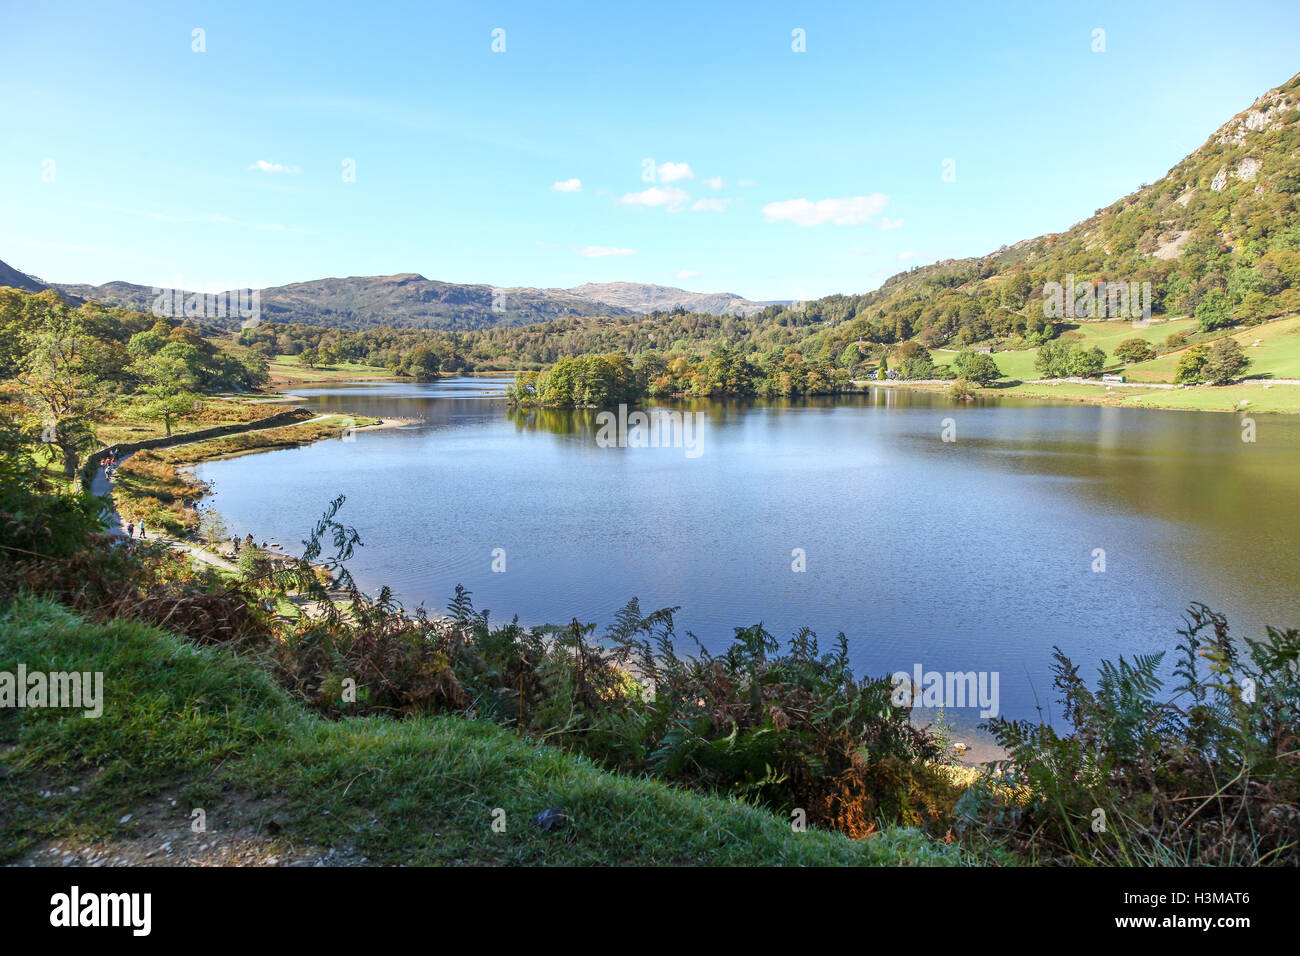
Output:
[{"xmin": 193, "ymin": 378, "xmax": 1300, "ymax": 726}]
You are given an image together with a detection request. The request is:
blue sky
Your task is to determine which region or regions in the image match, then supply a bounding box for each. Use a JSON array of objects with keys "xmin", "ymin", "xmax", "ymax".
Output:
[{"xmin": 3, "ymin": 1, "xmax": 1298, "ymax": 301}]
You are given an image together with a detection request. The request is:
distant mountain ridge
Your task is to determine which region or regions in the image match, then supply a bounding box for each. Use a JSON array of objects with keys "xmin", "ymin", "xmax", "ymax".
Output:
[
  {"xmin": 1, "ymin": 269, "xmax": 778, "ymax": 330},
  {"xmin": 564, "ymin": 282, "xmax": 775, "ymax": 315}
]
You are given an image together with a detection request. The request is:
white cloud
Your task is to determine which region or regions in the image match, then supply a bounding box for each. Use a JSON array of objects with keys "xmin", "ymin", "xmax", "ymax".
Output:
[
  {"xmin": 898, "ymin": 251, "xmax": 916, "ymax": 261},
  {"xmin": 576, "ymin": 245, "xmax": 637, "ymax": 258},
  {"xmin": 761, "ymin": 194, "xmax": 890, "ymax": 227},
  {"xmin": 676, "ymin": 269, "xmax": 702, "ymax": 279},
  {"xmin": 657, "ymin": 161, "xmax": 694, "ymax": 183},
  {"xmin": 552, "ymin": 178, "xmax": 582, "ymax": 192},
  {"xmin": 738, "ymin": 178, "xmax": 757, "ymax": 187},
  {"xmin": 878, "ymin": 216, "xmax": 905, "ymax": 230},
  {"xmin": 690, "ymin": 197, "xmax": 729, "ymax": 213},
  {"xmin": 702, "ymin": 177, "xmax": 724, "ymax": 190},
  {"xmin": 618, "ymin": 185, "xmax": 690, "ymax": 211},
  {"xmin": 248, "ymin": 160, "xmax": 301, "ymax": 174}
]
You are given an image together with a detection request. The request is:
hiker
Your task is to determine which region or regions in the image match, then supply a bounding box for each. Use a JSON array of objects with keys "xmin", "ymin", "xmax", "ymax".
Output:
[
  {"xmin": 139, "ymin": 522, "xmax": 146, "ymax": 539},
  {"xmin": 246, "ymin": 533, "xmax": 255, "ymax": 548},
  {"xmin": 126, "ymin": 521, "xmax": 134, "ymax": 538},
  {"xmin": 232, "ymin": 536, "xmax": 240, "ymax": 555}
]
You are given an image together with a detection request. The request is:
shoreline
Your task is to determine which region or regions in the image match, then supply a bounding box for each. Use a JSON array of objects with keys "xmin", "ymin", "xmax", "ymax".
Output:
[{"xmin": 863, "ymin": 377, "xmax": 1300, "ymax": 414}]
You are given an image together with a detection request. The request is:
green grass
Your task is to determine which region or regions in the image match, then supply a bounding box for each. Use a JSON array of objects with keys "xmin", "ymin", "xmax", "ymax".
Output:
[
  {"xmin": 1122, "ymin": 314, "xmax": 1300, "ymax": 383},
  {"xmin": 0, "ymin": 596, "xmax": 967, "ymax": 866},
  {"xmin": 267, "ymin": 358, "xmax": 395, "ymax": 384},
  {"xmin": 151, "ymin": 414, "xmax": 381, "ymax": 464},
  {"xmin": 935, "ymin": 315, "xmax": 1300, "ymax": 390},
  {"xmin": 996, "ymin": 380, "xmax": 1300, "ymax": 413}
]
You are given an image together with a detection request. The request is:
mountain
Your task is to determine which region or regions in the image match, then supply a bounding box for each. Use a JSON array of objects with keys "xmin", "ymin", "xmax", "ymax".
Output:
[
  {"xmin": 26, "ymin": 271, "xmax": 777, "ymax": 330},
  {"xmin": 817, "ymin": 72, "xmax": 1300, "ymax": 348},
  {"xmin": 564, "ymin": 282, "xmax": 774, "ymax": 315},
  {"xmin": 45, "ymin": 273, "xmax": 635, "ymax": 331},
  {"xmin": 0, "ymin": 259, "xmax": 55, "ymax": 295}
]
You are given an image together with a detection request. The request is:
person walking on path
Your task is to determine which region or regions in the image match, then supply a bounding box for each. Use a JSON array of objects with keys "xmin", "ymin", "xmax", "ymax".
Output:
[
  {"xmin": 126, "ymin": 521, "xmax": 134, "ymax": 538},
  {"xmin": 139, "ymin": 522, "xmax": 146, "ymax": 539}
]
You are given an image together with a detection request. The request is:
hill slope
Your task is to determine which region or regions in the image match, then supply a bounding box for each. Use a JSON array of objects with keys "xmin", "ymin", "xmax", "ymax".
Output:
[{"xmin": 806, "ymin": 72, "xmax": 1300, "ymax": 353}]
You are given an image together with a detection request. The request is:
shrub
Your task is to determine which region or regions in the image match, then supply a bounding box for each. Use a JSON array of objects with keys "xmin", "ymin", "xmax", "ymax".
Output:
[
  {"xmin": 1174, "ymin": 344, "xmax": 1209, "ymax": 384},
  {"xmin": 951, "ymin": 350, "xmax": 1002, "ymax": 385},
  {"xmin": 1202, "ymin": 336, "xmax": 1251, "ymax": 385},
  {"xmin": 978, "ymin": 605, "xmax": 1300, "ymax": 866},
  {"xmin": 1113, "ymin": 338, "xmax": 1156, "ymax": 364}
]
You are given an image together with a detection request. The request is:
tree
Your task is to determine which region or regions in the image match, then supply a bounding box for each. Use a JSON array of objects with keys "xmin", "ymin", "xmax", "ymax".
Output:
[
  {"xmin": 951, "ymin": 349, "xmax": 1002, "ymax": 385},
  {"xmin": 1068, "ymin": 346, "xmax": 1107, "ymax": 378},
  {"xmin": 1201, "ymin": 337, "xmax": 1250, "ymax": 385},
  {"xmin": 1034, "ymin": 339, "xmax": 1073, "ymax": 378},
  {"xmin": 1195, "ymin": 290, "xmax": 1234, "ymax": 332},
  {"xmin": 1174, "ymin": 345, "xmax": 1209, "ymax": 384},
  {"xmin": 406, "ymin": 346, "xmax": 441, "ymax": 381},
  {"xmin": 15, "ymin": 296, "xmax": 112, "ymax": 479},
  {"xmin": 1113, "ymin": 337, "xmax": 1156, "ymax": 364},
  {"xmin": 893, "ymin": 341, "xmax": 933, "ymax": 380},
  {"xmin": 197, "ymin": 507, "xmax": 229, "ymax": 547},
  {"xmin": 134, "ymin": 349, "xmax": 202, "ymax": 437}
]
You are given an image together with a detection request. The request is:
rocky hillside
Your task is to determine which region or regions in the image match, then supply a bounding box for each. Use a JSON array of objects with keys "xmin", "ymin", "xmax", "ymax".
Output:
[{"xmin": 820, "ymin": 72, "xmax": 1300, "ymax": 348}]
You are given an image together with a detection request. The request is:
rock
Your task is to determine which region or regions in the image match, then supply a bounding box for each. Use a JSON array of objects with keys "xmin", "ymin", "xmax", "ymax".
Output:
[
  {"xmin": 534, "ymin": 808, "xmax": 569, "ymax": 831},
  {"xmin": 118, "ymin": 813, "xmax": 133, "ymax": 824}
]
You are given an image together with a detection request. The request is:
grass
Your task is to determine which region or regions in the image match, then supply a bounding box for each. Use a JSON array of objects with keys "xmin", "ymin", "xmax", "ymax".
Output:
[
  {"xmin": 927, "ymin": 314, "xmax": 1300, "ymax": 412},
  {"xmin": 267, "ymin": 358, "xmax": 396, "ymax": 385},
  {"xmin": 96, "ymin": 395, "xmax": 295, "ymax": 447},
  {"xmin": 150, "ymin": 414, "xmax": 381, "ymax": 465},
  {"xmin": 996, "ymin": 380, "xmax": 1300, "ymax": 413},
  {"xmin": 1122, "ymin": 314, "xmax": 1300, "ymax": 383},
  {"xmin": 113, "ymin": 451, "xmax": 205, "ymax": 535},
  {"xmin": 0, "ymin": 596, "xmax": 968, "ymax": 866}
]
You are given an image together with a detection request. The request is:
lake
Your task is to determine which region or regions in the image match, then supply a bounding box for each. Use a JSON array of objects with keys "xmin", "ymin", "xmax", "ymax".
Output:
[{"xmin": 193, "ymin": 378, "xmax": 1300, "ymax": 729}]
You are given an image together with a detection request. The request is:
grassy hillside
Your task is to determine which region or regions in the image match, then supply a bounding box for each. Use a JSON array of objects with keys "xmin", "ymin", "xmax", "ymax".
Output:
[
  {"xmin": 0, "ymin": 597, "xmax": 966, "ymax": 866},
  {"xmin": 1123, "ymin": 314, "xmax": 1300, "ymax": 382}
]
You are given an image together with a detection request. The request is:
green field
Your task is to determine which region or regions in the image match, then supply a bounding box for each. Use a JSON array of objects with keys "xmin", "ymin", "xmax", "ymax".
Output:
[
  {"xmin": 267, "ymin": 357, "xmax": 396, "ymax": 384},
  {"xmin": 998, "ymin": 380, "xmax": 1300, "ymax": 414},
  {"xmin": 1123, "ymin": 315, "xmax": 1300, "ymax": 383},
  {"xmin": 935, "ymin": 314, "xmax": 1300, "ymax": 388}
]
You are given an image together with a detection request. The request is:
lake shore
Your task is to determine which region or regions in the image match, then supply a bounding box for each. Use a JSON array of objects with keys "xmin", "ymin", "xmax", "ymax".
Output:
[{"xmin": 862, "ymin": 377, "xmax": 1300, "ymax": 414}]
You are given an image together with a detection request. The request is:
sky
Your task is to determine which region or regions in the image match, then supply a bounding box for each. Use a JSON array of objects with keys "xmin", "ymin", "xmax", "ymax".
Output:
[{"xmin": 2, "ymin": 1, "xmax": 1299, "ymax": 302}]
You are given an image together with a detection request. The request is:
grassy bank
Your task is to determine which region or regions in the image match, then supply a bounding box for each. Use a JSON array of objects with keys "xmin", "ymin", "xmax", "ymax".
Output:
[
  {"xmin": 871, "ymin": 377, "xmax": 1300, "ymax": 414},
  {"xmin": 996, "ymin": 380, "xmax": 1300, "ymax": 413},
  {"xmin": 150, "ymin": 414, "xmax": 382, "ymax": 465},
  {"xmin": 111, "ymin": 414, "xmax": 382, "ymax": 535},
  {"xmin": 0, "ymin": 596, "xmax": 965, "ymax": 866}
]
